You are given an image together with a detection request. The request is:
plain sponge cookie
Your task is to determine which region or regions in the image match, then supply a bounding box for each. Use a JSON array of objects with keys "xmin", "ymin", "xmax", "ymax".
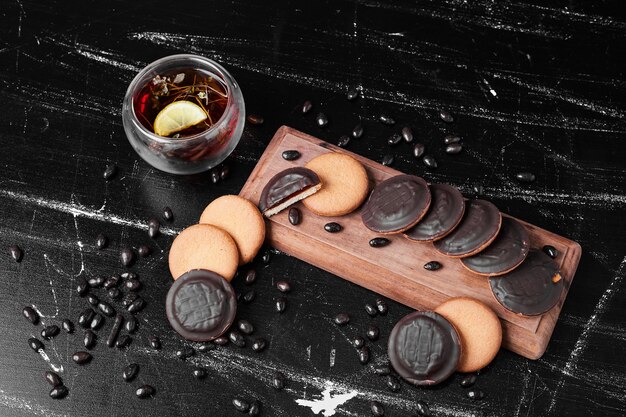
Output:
[{"xmin": 199, "ymin": 195, "xmax": 265, "ymax": 265}]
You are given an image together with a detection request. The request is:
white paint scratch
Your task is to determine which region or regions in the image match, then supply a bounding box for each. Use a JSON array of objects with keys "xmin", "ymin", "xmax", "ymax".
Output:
[
  {"xmin": 0, "ymin": 389, "xmax": 68, "ymax": 417},
  {"xmin": 329, "ymin": 348, "xmax": 335, "ymax": 368},
  {"xmin": 37, "ymin": 348, "xmax": 64, "ymax": 373},
  {"xmin": 295, "ymin": 385, "xmax": 358, "ymax": 417}
]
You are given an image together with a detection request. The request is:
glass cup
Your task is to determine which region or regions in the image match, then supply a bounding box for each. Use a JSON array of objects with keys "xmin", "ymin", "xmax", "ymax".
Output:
[{"xmin": 122, "ymin": 54, "xmax": 245, "ymax": 175}]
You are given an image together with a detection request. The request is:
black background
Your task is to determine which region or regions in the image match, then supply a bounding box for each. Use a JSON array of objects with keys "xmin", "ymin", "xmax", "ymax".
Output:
[{"xmin": 1, "ymin": 1, "xmax": 625, "ymax": 416}]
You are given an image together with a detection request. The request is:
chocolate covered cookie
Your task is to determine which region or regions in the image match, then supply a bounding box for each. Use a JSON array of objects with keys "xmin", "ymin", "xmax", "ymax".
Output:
[
  {"xmin": 259, "ymin": 167, "xmax": 321, "ymax": 217},
  {"xmin": 404, "ymin": 183, "xmax": 464, "ymax": 241}
]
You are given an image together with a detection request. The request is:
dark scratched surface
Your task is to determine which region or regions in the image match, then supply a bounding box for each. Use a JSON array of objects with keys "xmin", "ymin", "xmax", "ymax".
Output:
[{"xmin": 1, "ymin": 1, "xmax": 625, "ymax": 416}]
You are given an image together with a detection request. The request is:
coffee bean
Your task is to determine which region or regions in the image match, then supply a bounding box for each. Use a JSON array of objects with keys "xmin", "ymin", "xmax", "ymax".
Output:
[
  {"xmin": 8, "ymin": 244, "xmax": 23, "ymax": 262},
  {"xmin": 276, "ymin": 281, "xmax": 291, "ymax": 293},
  {"xmin": 439, "ymin": 109, "xmax": 454, "ymax": 123},
  {"xmin": 125, "ymin": 279, "xmax": 142, "ymax": 292},
  {"xmin": 316, "ymin": 113, "xmax": 328, "ymax": 127},
  {"xmin": 122, "ymin": 293, "xmax": 138, "ymax": 308},
  {"xmin": 543, "ymin": 245, "xmax": 558, "ymax": 258},
  {"xmin": 472, "ymin": 183, "xmax": 484, "ymax": 196},
  {"xmin": 275, "ymin": 297, "xmax": 287, "ymax": 314},
  {"xmin": 347, "ymin": 87, "xmax": 359, "ymax": 101},
  {"xmin": 249, "ymin": 400, "xmax": 261, "ymax": 416},
  {"xmin": 370, "ymin": 400, "xmax": 384, "ymax": 416},
  {"xmin": 87, "ymin": 294, "xmax": 99, "ymax": 306},
  {"xmin": 176, "ymin": 346, "xmax": 195, "ymax": 359},
  {"xmin": 22, "ymin": 306, "xmax": 39, "ymax": 325},
  {"xmin": 233, "ymin": 398, "xmax": 250, "ymax": 412},
  {"xmin": 288, "ymin": 207, "xmax": 301, "ymax": 225},
  {"xmin": 352, "ymin": 336, "xmax": 365, "ymax": 349},
  {"xmin": 352, "ymin": 123, "xmax": 364, "ymax": 139},
  {"xmin": 125, "ymin": 316, "xmax": 138, "ymax": 334},
  {"xmin": 364, "ymin": 303, "xmax": 378, "ymax": 317},
  {"xmin": 244, "ymin": 269, "xmax": 257, "ymax": 285},
  {"xmin": 84, "ymin": 330, "xmax": 96, "ymax": 349},
  {"xmin": 272, "ymin": 371, "xmax": 286, "ymax": 390},
  {"xmin": 41, "ymin": 325, "xmax": 60, "ymax": 340},
  {"xmin": 72, "ymin": 351, "xmax": 92, "ymax": 365},
  {"xmin": 136, "ymin": 385, "xmax": 155, "ymax": 399},
  {"xmin": 95, "ymin": 234, "xmax": 108, "ymax": 250},
  {"xmin": 334, "ymin": 313, "xmax": 350, "ymax": 325},
  {"xmin": 148, "ymin": 336, "xmax": 161, "ymax": 350},
  {"xmin": 401, "ymin": 126, "xmax": 414, "ymax": 143},
  {"xmin": 338, "ymin": 135, "xmax": 350, "ymax": 148},
  {"xmin": 49, "ymin": 385, "xmax": 68, "ymax": 399},
  {"xmin": 120, "ymin": 247, "xmax": 135, "ymax": 267},
  {"xmin": 444, "ymin": 135, "xmax": 461, "ymax": 144},
  {"xmin": 387, "ymin": 133, "xmax": 402, "ymax": 146},
  {"xmin": 120, "ymin": 272, "xmax": 138, "ymax": 280},
  {"xmin": 138, "ymin": 245, "xmax": 151, "ymax": 257},
  {"xmin": 210, "ymin": 169, "xmax": 220, "ymax": 184},
  {"xmin": 198, "ymin": 343, "xmax": 215, "ymax": 353},
  {"xmin": 379, "ymin": 115, "xmax": 395, "ymax": 125},
  {"xmin": 116, "ymin": 335, "xmax": 131, "ymax": 349},
  {"xmin": 162, "ymin": 206, "xmax": 174, "ymax": 221},
  {"xmin": 103, "ymin": 164, "xmax": 117, "ymax": 180},
  {"xmin": 369, "ymin": 238, "xmax": 390, "ymax": 248},
  {"xmin": 460, "ymin": 373, "xmax": 477, "ymax": 388},
  {"xmin": 515, "ymin": 172, "xmax": 536, "ymax": 183},
  {"xmin": 193, "ymin": 368, "xmax": 208, "ymax": 379},
  {"xmin": 90, "ymin": 314, "xmax": 104, "ymax": 330},
  {"xmin": 302, "ymin": 100, "xmax": 313, "ymax": 114},
  {"xmin": 242, "ymin": 290, "xmax": 256, "ymax": 304},
  {"xmin": 261, "ymin": 250, "xmax": 271, "ymax": 264},
  {"xmin": 28, "ymin": 337, "xmax": 44, "ymax": 352},
  {"xmin": 375, "ymin": 298, "xmax": 388, "ymax": 315},
  {"xmin": 76, "ymin": 277, "xmax": 89, "ymax": 296},
  {"xmin": 247, "ymin": 114, "xmax": 264, "ymax": 125},
  {"xmin": 381, "ymin": 154, "xmax": 394, "ymax": 166},
  {"xmin": 45, "ymin": 371, "xmax": 62, "ymax": 387},
  {"xmin": 148, "ymin": 217, "xmax": 160, "ymax": 239},
  {"xmin": 252, "ymin": 338, "xmax": 267, "ymax": 352},
  {"xmin": 445, "ymin": 143, "xmax": 463, "ymax": 154},
  {"xmin": 108, "ymin": 288, "xmax": 121, "ymax": 300},
  {"xmin": 238, "ymin": 320, "xmax": 254, "ymax": 335},
  {"xmin": 229, "ymin": 331, "xmax": 246, "ymax": 347},
  {"xmin": 324, "ymin": 222, "xmax": 343, "ymax": 233},
  {"xmin": 282, "ymin": 150, "xmax": 301, "ymax": 161},
  {"xmin": 372, "ymin": 364, "xmax": 390, "ymax": 375},
  {"xmin": 366, "ymin": 325, "xmax": 380, "ymax": 341},
  {"xmin": 107, "ymin": 313, "xmax": 124, "ymax": 347},
  {"xmin": 78, "ymin": 308, "xmax": 95, "ymax": 328},
  {"xmin": 214, "ymin": 336, "xmax": 229, "ymax": 346},
  {"xmin": 416, "ymin": 400, "xmax": 431, "ymax": 416},
  {"xmin": 467, "ymin": 389, "xmax": 485, "ymax": 400},
  {"xmin": 423, "ymin": 155, "xmax": 438, "ymax": 169},
  {"xmin": 127, "ymin": 297, "xmax": 146, "ymax": 314},
  {"xmin": 62, "ymin": 319, "xmax": 74, "ymax": 334},
  {"xmin": 123, "ymin": 363, "xmax": 139, "ymax": 382},
  {"xmin": 386, "ymin": 375, "xmax": 401, "ymax": 392},
  {"xmin": 220, "ymin": 162, "xmax": 230, "ymax": 180},
  {"xmin": 424, "ymin": 261, "xmax": 442, "ymax": 271},
  {"xmin": 413, "ymin": 143, "xmax": 425, "ymax": 158},
  {"xmin": 103, "ymin": 275, "xmax": 120, "ymax": 290},
  {"xmin": 88, "ymin": 276, "xmax": 105, "ymax": 288}
]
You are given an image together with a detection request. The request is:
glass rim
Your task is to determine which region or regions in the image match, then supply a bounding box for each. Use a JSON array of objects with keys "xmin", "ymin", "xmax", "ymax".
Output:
[{"xmin": 124, "ymin": 54, "xmax": 238, "ymax": 144}]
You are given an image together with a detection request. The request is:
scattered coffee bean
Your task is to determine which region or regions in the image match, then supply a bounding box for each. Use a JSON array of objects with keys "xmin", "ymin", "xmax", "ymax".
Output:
[
  {"xmin": 379, "ymin": 115, "xmax": 395, "ymax": 125},
  {"xmin": 138, "ymin": 245, "xmax": 151, "ymax": 257},
  {"xmin": 90, "ymin": 314, "xmax": 104, "ymax": 330},
  {"xmin": 233, "ymin": 398, "xmax": 250, "ymax": 412},
  {"xmin": 148, "ymin": 336, "xmax": 161, "ymax": 350},
  {"xmin": 347, "ymin": 87, "xmax": 359, "ymax": 101},
  {"xmin": 352, "ymin": 123, "xmax": 364, "ymax": 139},
  {"xmin": 125, "ymin": 316, "xmax": 138, "ymax": 334},
  {"xmin": 316, "ymin": 113, "xmax": 328, "ymax": 127},
  {"xmin": 249, "ymin": 400, "xmax": 261, "ymax": 416},
  {"xmin": 401, "ymin": 126, "xmax": 414, "ymax": 143},
  {"xmin": 214, "ymin": 336, "xmax": 229, "ymax": 346},
  {"xmin": 120, "ymin": 247, "xmax": 135, "ymax": 267},
  {"xmin": 366, "ymin": 325, "xmax": 380, "ymax": 341},
  {"xmin": 45, "ymin": 371, "xmax": 62, "ymax": 387},
  {"xmin": 324, "ymin": 222, "xmax": 343, "ymax": 233},
  {"xmin": 103, "ymin": 164, "xmax": 117, "ymax": 180},
  {"xmin": 22, "ymin": 306, "xmax": 39, "ymax": 325},
  {"xmin": 386, "ymin": 375, "xmax": 401, "ymax": 392},
  {"xmin": 445, "ymin": 143, "xmax": 463, "ymax": 154},
  {"xmin": 415, "ymin": 400, "xmax": 431, "ymax": 416},
  {"xmin": 62, "ymin": 319, "xmax": 74, "ymax": 334},
  {"xmin": 78, "ymin": 308, "xmax": 95, "ymax": 328},
  {"xmin": 108, "ymin": 288, "xmax": 121, "ymax": 300},
  {"xmin": 467, "ymin": 389, "xmax": 485, "ymax": 400},
  {"xmin": 444, "ymin": 134, "xmax": 461, "ymax": 144},
  {"xmin": 198, "ymin": 343, "xmax": 215, "ymax": 353},
  {"xmin": 375, "ymin": 298, "xmax": 388, "ymax": 315},
  {"xmin": 127, "ymin": 297, "xmax": 146, "ymax": 314},
  {"xmin": 370, "ymin": 400, "xmax": 384, "ymax": 416},
  {"xmin": 261, "ymin": 250, "xmax": 271, "ymax": 264},
  {"xmin": 95, "ymin": 233, "xmax": 108, "ymax": 250},
  {"xmin": 543, "ymin": 245, "xmax": 558, "ymax": 258},
  {"xmin": 372, "ymin": 364, "xmax": 390, "ymax": 375},
  {"xmin": 98, "ymin": 300, "xmax": 115, "ymax": 316},
  {"xmin": 122, "ymin": 293, "xmax": 138, "ymax": 308},
  {"xmin": 123, "ymin": 363, "xmax": 139, "ymax": 382},
  {"xmin": 148, "ymin": 217, "xmax": 160, "ymax": 239},
  {"xmin": 244, "ymin": 269, "xmax": 257, "ymax": 285},
  {"xmin": 439, "ymin": 109, "xmax": 454, "ymax": 123},
  {"xmin": 275, "ymin": 297, "xmax": 287, "ymax": 314},
  {"xmin": 352, "ymin": 336, "xmax": 365, "ymax": 349},
  {"xmin": 120, "ymin": 272, "xmax": 138, "ymax": 280},
  {"xmin": 413, "ymin": 143, "xmax": 425, "ymax": 158},
  {"xmin": 193, "ymin": 368, "xmax": 208, "ymax": 379},
  {"xmin": 72, "ymin": 351, "xmax": 92, "ymax": 365},
  {"xmin": 364, "ymin": 303, "xmax": 378, "ymax": 317},
  {"xmin": 247, "ymin": 114, "xmax": 264, "ymax": 125},
  {"xmin": 252, "ymin": 338, "xmax": 267, "ymax": 352},
  {"xmin": 334, "ymin": 313, "xmax": 350, "ymax": 325},
  {"xmin": 424, "ymin": 261, "xmax": 442, "ymax": 271},
  {"xmin": 136, "ymin": 385, "xmax": 155, "ymax": 399},
  {"xmin": 41, "ymin": 325, "xmax": 60, "ymax": 340},
  {"xmin": 9, "ymin": 244, "xmax": 23, "ymax": 262},
  {"xmin": 125, "ymin": 279, "xmax": 142, "ymax": 292},
  {"xmin": 472, "ymin": 184, "xmax": 484, "ymax": 195},
  {"xmin": 423, "ymin": 155, "xmax": 438, "ymax": 169},
  {"xmin": 276, "ymin": 281, "xmax": 291, "ymax": 293},
  {"xmin": 163, "ymin": 206, "xmax": 174, "ymax": 221},
  {"xmin": 49, "ymin": 385, "xmax": 68, "ymax": 399},
  {"xmin": 176, "ymin": 346, "xmax": 195, "ymax": 360},
  {"xmin": 515, "ymin": 172, "xmax": 536, "ymax": 183},
  {"xmin": 387, "ymin": 133, "xmax": 402, "ymax": 146},
  {"xmin": 238, "ymin": 320, "xmax": 254, "ymax": 335},
  {"xmin": 220, "ymin": 163, "xmax": 230, "ymax": 180},
  {"xmin": 103, "ymin": 275, "xmax": 120, "ymax": 290},
  {"xmin": 229, "ymin": 330, "xmax": 246, "ymax": 347},
  {"xmin": 107, "ymin": 313, "xmax": 124, "ymax": 347},
  {"xmin": 282, "ymin": 150, "xmax": 301, "ymax": 161},
  {"xmin": 272, "ymin": 371, "xmax": 286, "ymax": 390},
  {"xmin": 28, "ymin": 337, "xmax": 44, "ymax": 352},
  {"xmin": 460, "ymin": 373, "xmax": 477, "ymax": 388},
  {"xmin": 76, "ymin": 277, "xmax": 89, "ymax": 296},
  {"xmin": 116, "ymin": 335, "xmax": 132, "ymax": 349},
  {"xmin": 88, "ymin": 276, "xmax": 105, "ymax": 288},
  {"xmin": 84, "ymin": 330, "xmax": 96, "ymax": 349},
  {"xmin": 381, "ymin": 154, "xmax": 394, "ymax": 166},
  {"xmin": 288, "ymin": 207, "xmax": 301, "ymax": 225},
  {"xmin": 87, "ymin": 294, "xmax": 99, "ymax": 306},
  {"xmin": 242, "ymin": 290, "xmax": 256, "ymax": 304},
  {"xmin": 369, "ymin": 238, "xmax": 390, "ymax": 248},
  {"xmin": 302, "ymin": 100, "xmax": 313, "ymax": 114},
  {"xmin": 338, "ymin": 135, "xmax": 351, "ymax": 148},
  {"xmin": 210, "ymin": 169, "xmax": 221, "ymax": 184}
]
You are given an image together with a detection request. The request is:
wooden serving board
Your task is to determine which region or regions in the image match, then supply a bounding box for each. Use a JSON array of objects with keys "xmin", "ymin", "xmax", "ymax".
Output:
[{"xmin": 240, "ymin": 126, "xmax": 582, "ymax": 360}]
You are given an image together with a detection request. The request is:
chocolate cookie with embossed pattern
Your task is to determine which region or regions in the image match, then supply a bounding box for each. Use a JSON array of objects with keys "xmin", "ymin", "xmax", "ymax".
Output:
[{"xmin": 404, "ymin": 184, "xmax": 465, "ymax": 241}]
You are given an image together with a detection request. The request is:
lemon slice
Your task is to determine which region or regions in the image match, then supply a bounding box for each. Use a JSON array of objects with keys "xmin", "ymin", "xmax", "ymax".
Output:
[{"xmin": 153, "ymin": 101, "xmax": 208, "ymax": 137}]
